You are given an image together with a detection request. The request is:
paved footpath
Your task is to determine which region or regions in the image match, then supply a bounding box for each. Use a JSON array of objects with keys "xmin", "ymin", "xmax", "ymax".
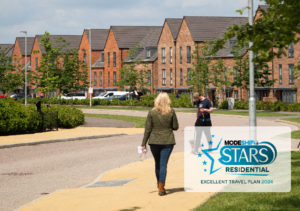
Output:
[{"xmin": 1, "ymin": 110, "xmax": 299, "ymax": 211}]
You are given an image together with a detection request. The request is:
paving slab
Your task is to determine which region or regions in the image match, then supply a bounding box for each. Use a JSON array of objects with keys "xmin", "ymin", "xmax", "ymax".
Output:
[{"xmin": 19, "ymin": 153, "xmax": 214, "ymax": 211}]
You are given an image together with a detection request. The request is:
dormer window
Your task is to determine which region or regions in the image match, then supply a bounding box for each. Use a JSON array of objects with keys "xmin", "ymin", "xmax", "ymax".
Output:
[
  {"xmin": 288, "ymin": 42, "xmax": 294, "ymax": 58},
  {"xmin": 146, "ymin": 49, "xmax": 151, "ymax": 58}
]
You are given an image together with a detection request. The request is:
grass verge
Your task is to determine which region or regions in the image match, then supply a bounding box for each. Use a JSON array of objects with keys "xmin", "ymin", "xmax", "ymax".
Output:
[
  {"xmin": 84, "ymin": 113, "xmax": 146, "ymax": 128},
  {"xmin": 177, "ymin": 109, "xmax": 294, "ymax": 117},
  {"xmin": 195, "ymin": 151, "xmax": 300, "ymax": 211},
  {"xmin": 75, "ymin": 105, "xmax": 151, "ymax": 111}
]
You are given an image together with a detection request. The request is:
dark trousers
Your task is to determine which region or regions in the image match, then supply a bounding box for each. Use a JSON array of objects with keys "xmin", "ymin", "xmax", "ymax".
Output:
[{"xmin": 150, "ymin": 144, "xmax": 174, "ymax": 183}]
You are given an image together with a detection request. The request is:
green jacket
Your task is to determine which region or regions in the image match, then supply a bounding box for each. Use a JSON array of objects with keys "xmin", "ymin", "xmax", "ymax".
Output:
[{"xmin": 142, "ymin": 109, "xmax": 179, "ymax": 146}]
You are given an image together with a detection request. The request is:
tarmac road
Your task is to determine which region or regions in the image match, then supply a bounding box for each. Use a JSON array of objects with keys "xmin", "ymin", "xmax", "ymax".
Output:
[{"xmin": 0, "ymin": 110, "xmax": 296, "ymax": 211}]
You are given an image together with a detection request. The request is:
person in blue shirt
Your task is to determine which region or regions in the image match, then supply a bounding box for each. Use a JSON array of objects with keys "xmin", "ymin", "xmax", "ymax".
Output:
[{"xmin": 192, "ymin": 92, "xmax": 214, "ymax": 153}]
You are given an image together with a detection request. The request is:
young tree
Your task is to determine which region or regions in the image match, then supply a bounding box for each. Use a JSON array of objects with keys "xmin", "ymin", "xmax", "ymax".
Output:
[
  {"xmin": 211, "ymin": 59, "xmax": 232, "ymax": 102},
  {"xmin": 188, "ymin": 44, "xmax": 213, "ymax": 96},
  {"xmin": 118, "ymin": 46, "xmax": 150, "ymax": 93},
  {"xmin": 35, "ymin": 32, "xmax": 87, "ymax": 97},
  {"xmin": 0, "ymin": 47, "xmax": 23, "ymax": 95}
]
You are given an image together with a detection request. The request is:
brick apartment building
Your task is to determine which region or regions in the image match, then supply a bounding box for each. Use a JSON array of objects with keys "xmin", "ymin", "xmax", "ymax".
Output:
[
  {"xmin": 31, "ymin": 34, "xmax": 82, "ymax": 97},
  {"xmin": 78, "ymin": 29, "xmax": 109, "ymax": 96},
  {"xmin": 4, "ymin": 5, "xmax": 298, "ymax": 102},
  {"xmin": 103, "ymin": 26, "xmax": 162, "ymax": 91}
]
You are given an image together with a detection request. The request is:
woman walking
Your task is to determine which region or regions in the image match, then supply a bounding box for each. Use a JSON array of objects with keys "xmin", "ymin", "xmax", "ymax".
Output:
[{"xmin": 141, "ymin": 93, "xmax": 179, "ymax": 196}]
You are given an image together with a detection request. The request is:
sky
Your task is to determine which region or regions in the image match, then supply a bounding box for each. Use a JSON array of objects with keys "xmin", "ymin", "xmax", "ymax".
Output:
[{"xmin": 0, "ymin": 0, "xmax": 264, "ymax": 44}]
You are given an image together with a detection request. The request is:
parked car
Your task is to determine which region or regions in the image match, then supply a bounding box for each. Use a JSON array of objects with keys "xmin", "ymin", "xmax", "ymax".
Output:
[
  {"xmin": 93, "ymin": 91, "xmax": 128, "ymax": 100},
  {"xmin": 60, "ymin": 93, "xmax": 87, "ymax": 100},
  {"xmin": 10, "ymin": 93, "xmax": 25, "ymax": 100},
  {"xmin": 111, "ymin": 94, "xmax": 129, "ymax": 101}
]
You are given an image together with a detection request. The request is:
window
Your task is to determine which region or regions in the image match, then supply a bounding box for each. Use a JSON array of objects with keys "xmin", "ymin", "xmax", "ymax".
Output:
[
  {"xmin": 180, "ymin": 68, "xmax": 183, "ymax": 85},
  {"xmin": 113, "ymin": 52, "xmax": 116, "ymax": 67},
  {"xmin": 162, "ymin": 48, "xmax": 165, "ymax": 64},
  {"xmin": 83, "ymin": 53, "xmax": 87, "ymax": 65},
  {"xmin": 170, "ymin": 47, "xmax": 172, "ymax": 64},
  {"xmin": 289, "ymin": 64, "xmax": 294, "ymax": 84},
  {"xmin": 279, "ymin": 64, "xmax": 282, "ymax": 84},
  {"xmin": 226, "ymin": 91, "xmax": 232, "ymax": 98},
  {"xmin": 187, "ymin": 68, "xmax": 191, "ymax": 81},
  {"xmin": 100, "ymin": 72, "xmax": 103, "ymax": 86},
  {"xmin": 113, "ymin": 71, "xmax": 116, "ymax": 85},
  {"xmin": 146, "ymin": 50, "xmax": 151, "ymax": 58},
  {"xmin": 35, "ymin": 57, "xmax": 38, "ymax": 69},
  {"xmin": 148, "ymin": 70, "xmax": 151, "ymax": 85},
  {"xmin": 187, "ymin": 46, "xmax": 191, "ymax": 63},
  {"xmin": 108, "ymin": 72, "xmax": 110, "ymax": 86},
  {"xmin": 170, "ymin": 69, "xmax": 173, "ymax": 85},
  {"xmin": 162, "ymin": 69, "xmax": 166, "ymax": 85},
  {"xmin": 180, "ymin": 47, "xmax": 182, "ymax": 64},
  {"xmin": 288, "ymin": 42, "xmax": 294, "ymax": 58},
  {"xmin": 94, "ymin": 72, "xmax": 97, "ymax": 86},
  {"xmin": 107, "ymin": 52, "xmax": 110, "ymax": 67},
  {"xmin": 234, "ymin": 90, "xmax": 239, "ymax": 100},
  {"xmin": 234, "ymin": 68, "xmax": 238, "ymax": 82},
  {"xmin": 101, "ymin": 52, "xmax": 104, "ymax": 62}
]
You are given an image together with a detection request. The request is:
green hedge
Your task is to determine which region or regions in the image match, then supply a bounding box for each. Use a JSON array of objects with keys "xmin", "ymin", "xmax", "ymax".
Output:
[
  {"xmin": 232, "ymin": 100, "xmax": 300, "ymax": 112},
  {"xmin": 0, "ymin": 99, "xmax": 84, "ymax": 135},
  {"xmin": 17, "ymin": 93, "xmax": 194, "ymax": 108}
]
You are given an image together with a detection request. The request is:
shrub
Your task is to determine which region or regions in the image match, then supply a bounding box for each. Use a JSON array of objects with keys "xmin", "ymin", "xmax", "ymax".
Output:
[
  {"xmin": 218, "ymin": 100, "xmax": 228, "ymax": 109},
  {"xmin": 0, "ymin": 99, "xmax": 84, "ymax": 135}
]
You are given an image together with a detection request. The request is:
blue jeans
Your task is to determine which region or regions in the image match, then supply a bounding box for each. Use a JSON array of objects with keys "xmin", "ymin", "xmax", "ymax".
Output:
[{"xmin": 150, "ymin": 144, "xmax": 174, "ymax": 183}]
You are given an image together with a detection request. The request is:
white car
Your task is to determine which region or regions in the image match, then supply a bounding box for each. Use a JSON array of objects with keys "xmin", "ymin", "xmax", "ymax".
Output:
[
  {"xmin": 60, "ymin": 93, "xmax": 87, "ymax": 100},
  {"xmin": 93, "ymin": 91, "xmax": 128, "ymax": 100}
]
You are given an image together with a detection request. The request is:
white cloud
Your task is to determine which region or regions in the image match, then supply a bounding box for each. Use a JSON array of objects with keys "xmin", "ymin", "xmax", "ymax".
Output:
[{"xmin": 0, "ymin": 0, "xmax": 264, "ymax": 43}]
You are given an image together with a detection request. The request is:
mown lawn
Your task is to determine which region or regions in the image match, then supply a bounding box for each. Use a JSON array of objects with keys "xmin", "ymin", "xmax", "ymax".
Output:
[
  {"xmin": 195, "ymin": 151, "xmax": 300, "ymax": 211},
  {"xmin": 84, "ymin": 113, "xmax": 146, "ymax": 128},
  {"xmin": 76, "ymin": 105, "xmax": 151, "ymax": 111},
  {"xmin": 178, "ymin": 109, "xmax": 294, "ymax": 117}
]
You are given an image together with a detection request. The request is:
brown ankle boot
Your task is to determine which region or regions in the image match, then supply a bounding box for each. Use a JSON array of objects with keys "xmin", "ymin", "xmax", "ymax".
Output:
[{"xmin": 158, "ymin": 182, "xmax": 166, "ymax": 196}]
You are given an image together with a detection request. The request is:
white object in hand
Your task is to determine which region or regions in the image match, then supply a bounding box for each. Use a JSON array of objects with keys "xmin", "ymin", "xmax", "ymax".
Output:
[{"xmin": 138, "ymin": 146, "xmax": 145, "ymax": 161}]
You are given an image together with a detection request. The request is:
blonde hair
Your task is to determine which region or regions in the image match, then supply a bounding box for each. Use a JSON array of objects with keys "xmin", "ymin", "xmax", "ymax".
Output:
[{"xmin": 153, "ymin": 93, "xmax": 172, "ymax": 115}]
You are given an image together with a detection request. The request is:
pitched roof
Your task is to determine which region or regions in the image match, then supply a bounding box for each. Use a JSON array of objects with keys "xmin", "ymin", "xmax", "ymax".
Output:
[
  {"xmin": 137, "ymin": 27, "xmax": 162, "ymax": 47},
  {"xmin": 35, "ymin": 35, "xmax": 82, "ymax": 54},
  {"xmin": 84, "ymin": 29, "xmax": 109, "ymax": 51},
  {"xmin": 16, "ymin": 37, "xmax": 35, "ymax": 56},
  {"xmin": 184, "ymin": 16, "xmax": 248, "ymax": 42},
  {"xmin": 258, "ymin": 5, "xmax": 269, "ymax": 11},
  {"xmin": 110, "ymin": 26, "xmax": 162, "ymax": 49},
  {"xmin": 165, "ymin": 18, "xmax": 182, "ymax": 40},
  {"xmin": 92, "ymin": 57, "xmax": 104, "ymax": 69},
  {"xmin": 0, "ymin": 44, "xmax": 14, "ymax": 56}
]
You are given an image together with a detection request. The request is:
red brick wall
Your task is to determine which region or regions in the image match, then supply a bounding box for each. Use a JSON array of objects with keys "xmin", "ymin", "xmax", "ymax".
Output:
[
  {"xmin": 157, "ymin": 21, "xmax": 176, "ymax": 90},
  {"xmin": 104, "ymin": 29, "xmax": 122, "ymax": 89},
  {"xmin": 175, "ymin": 19, "xmax": 195, "ymax": 88},
  {"xmin": 78, "ymin": 31, "xmax": 102, "ymax": 89}
]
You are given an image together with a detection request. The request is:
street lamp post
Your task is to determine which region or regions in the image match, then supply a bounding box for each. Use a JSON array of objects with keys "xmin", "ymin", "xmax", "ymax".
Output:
[
  {"xmin": 89, "ymin": 29, "xmax": 92, "ymax": 107},
  {"xmin": 248, "ymin": 0, "xmax": 257, "ymax": 139},
  {"xmin": 20, "ymin": 31, "xmax": 27, "ymax": 106}
]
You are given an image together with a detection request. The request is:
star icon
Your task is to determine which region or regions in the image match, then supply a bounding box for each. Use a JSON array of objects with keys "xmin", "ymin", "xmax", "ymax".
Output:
[
  {"xmin": 203, "ymin": 160, "xmax": 207, "ymax": 165},
  {"xmin": 209, "ymin": 140, "xmax": 213, "ymax": 145},
  {"xmin": 201, "ymin": 144, "xmax": 204, "ymax": 147},
  {"xmin": 202, "ymin": 138, "xmax": 222, "ymax": 175},
  {"xmin": 197, "ymin": 153, "xmax": 202, "ymax": 157},
  {"xmin": 211, "ymin": 135, "xmax": 215, "ymax": 138},
  {"xmin": 204, "ymin": 169, "xmax": 207, "ymax": 172}
]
